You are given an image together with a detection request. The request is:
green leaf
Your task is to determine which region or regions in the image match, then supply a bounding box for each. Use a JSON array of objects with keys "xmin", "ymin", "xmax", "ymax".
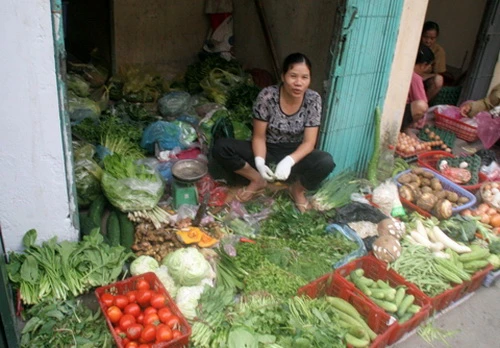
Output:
[
  {"xmin": 20, "ymin": 255, "xmax": 40, "ymax": 284},
  {"xmin": 23, "ymin": 229, "xmax": 37, "ymax": 248}
]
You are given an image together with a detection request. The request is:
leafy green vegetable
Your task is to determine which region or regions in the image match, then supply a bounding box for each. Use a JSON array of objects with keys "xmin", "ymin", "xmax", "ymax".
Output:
[
  {"xmin": 20, "ymin": 299, "xmax": 113, "ymax": 348},
  {"xmin": 439, "ymin": 215, "xmax": 477, "ymax": 243},
  {"xmin": 7, "ymin": 229, "xmax": 133, "ymax": 305},
  {"xmin": 73, "ymin": 141, "xmax": 103, "ymax": 207}
]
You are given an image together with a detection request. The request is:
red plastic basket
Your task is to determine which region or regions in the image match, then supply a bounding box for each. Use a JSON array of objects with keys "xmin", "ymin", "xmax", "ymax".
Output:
[
  {"xmin": 95, "ymin": 273, "xmax": 191, "ymax": 348},
  {"xmin": 334, "ymin": 255, "xmax": 431, "ymax": 345},
  {"xmin": 297, "ymin": 272, "xmax": 394, "ymax": 348},
  {"xmin": 434, "ymin": 111, "xmax": 478, "ymax": 142},
  {"xmin": 417, "ymin": 151, "xmax": 487, "ymax": 192},
  {"xmin": 424, "ymin": 284, "xmax": 465, "ymax": 313},
  {"xmin": 461, "ymin": 264, "xmax": 494, "ymax": 295}
]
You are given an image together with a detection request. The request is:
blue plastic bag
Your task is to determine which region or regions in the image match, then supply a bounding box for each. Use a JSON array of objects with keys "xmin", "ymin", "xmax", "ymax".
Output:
[
  {"xmin": 141, "ymin": 121, "xmax": 183, "ymax": 153},
  {"xmin": 326, "ymin": 223, "xmax": 367, "ymax": 269}
]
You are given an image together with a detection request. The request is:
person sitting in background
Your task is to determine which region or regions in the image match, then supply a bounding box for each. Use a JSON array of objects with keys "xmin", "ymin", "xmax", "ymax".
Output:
[
  {"xmin": 400, "ymin": 44, "xmax": 435, "ymax": 133},
  {"xmin": 460, "ymin": 83, "xmax": 500, "ymax": 118},
  {"xmin": 420, "ymin": 21, "xmax": 446, "ymax": 101}
]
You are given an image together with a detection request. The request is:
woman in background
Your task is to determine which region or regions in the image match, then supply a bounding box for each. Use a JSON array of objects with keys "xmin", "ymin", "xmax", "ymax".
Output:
[
  {"xmin": 212, "ymin": 53, "xmax": 335, "ymax": 212},
  {"xmin": 421, "ymin": 21, "xmax": 446, "ymax": 101}
]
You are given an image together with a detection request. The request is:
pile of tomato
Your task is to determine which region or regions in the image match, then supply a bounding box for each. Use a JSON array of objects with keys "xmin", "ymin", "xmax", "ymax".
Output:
[{"xmin": 100, "ymin": 278, "xmax": 185, "ymax": 348}]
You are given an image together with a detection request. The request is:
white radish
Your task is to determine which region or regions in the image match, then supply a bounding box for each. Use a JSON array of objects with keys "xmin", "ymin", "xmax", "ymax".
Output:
[
  {"xmin": 433, "ymin": 251, "xmax": 451, "ymax": 259},
  {"xmin": 431, "ymin": 226, "xmax": 471, "ymax": 254}
]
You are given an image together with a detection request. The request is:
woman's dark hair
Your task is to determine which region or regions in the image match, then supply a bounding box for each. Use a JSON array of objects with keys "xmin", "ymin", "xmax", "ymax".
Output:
[
  {"xmin": 422, "ymin": 21, "xmax": 440, "ymax": 36},
  {"xmin": 282, "ymin": 53, "xmax": 312, "ymax": 75},
  {"xmin": 416, "ymin": 44, "xmax": 435, "ymax": 64}
]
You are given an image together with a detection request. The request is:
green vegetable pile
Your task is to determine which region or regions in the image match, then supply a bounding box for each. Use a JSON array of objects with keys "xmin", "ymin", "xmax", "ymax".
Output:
[
  {"xmin": 7, "ymin": 229, "xmax": 133, "ymax": 305},
  {"xmin": 20, "ymin": 299, "xmax": 113, "ymax": 348},
  {"xmin": 101, "ymin": 153, "xmax": 164, "ymax": 212}
]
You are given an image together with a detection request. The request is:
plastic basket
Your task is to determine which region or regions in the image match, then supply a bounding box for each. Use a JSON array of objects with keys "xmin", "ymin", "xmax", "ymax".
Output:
[
  {"xmin": 95, "ymin": 273, "xmax": 191, "ymax": 348},
  {"xmin": 434, "ymin": 110, "xmax": 478, "ymax": 142},
  {"xmin": 429, "ymin": 86, "xmax": 462, "ymax": 107},
  {"xmin": 394, "ymin": 168, "xmax": 477, "ymax": 217},
  {"xmin": 424, "ymin": 284, "xmax": 465, "ymax": 313},
  {"xmin": 297, "ymin": 272, "xmax": 394, "ymax": 348},
  {"xmin": 334, "ymin": 255, "xmax": 431, "ymax": 345},
  {"xmin": 461, "ymin": 264, "xmax": 494, "ymax": 294},
  {"xmin": 417, "ymin": 151, "xmax": 487, "ymax": 192}
]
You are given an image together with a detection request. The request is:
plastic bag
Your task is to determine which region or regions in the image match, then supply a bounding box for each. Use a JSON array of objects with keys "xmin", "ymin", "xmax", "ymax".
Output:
[
  {"xmin": 476, "ymin": 111, "xmax": 500, "ymax": 149},
  {"xmin": 334, "ymin": 202, "xmax": 388, "ymax": 224},
  {"xmin": 141, "ymin": 121, "xmax": 183, "ymax": 153},
  {"xmin": 195, "ymin": 175, "xmax": 228, "ymax": 207},
  {"xmin": 73, "ymin": 142, "xmax": 103, "ymax": 207},
  {"xmin": 158, "ymin": 91, "xmax": 192, "ymax": 119},
  {"xmin": 173, "ymin": 120, "xmax": 198, "ymax": 146},
  {"xmin": 326, "ymin": 224, "xmax": 367, "ymax": 269}
]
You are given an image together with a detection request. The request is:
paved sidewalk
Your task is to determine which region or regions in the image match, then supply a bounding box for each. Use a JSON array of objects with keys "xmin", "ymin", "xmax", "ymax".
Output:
[{"xmin": 391, "ymin": 276, "xmax": 500, "ymax": 348}]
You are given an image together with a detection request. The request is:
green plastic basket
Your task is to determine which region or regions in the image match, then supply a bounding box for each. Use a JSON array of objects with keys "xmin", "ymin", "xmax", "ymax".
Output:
[{"xmin": 429, "ymin": 86, "xmax": 462, "ymax": 106}]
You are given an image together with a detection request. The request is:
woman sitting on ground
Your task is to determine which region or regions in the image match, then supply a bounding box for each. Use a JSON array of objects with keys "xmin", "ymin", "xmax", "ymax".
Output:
[
  {"xmin": 401, "ymin": 44, "xmax": 435, "ymax": 133},
  {"xmin": 420, "ymin": 21, "xmax": 446, "ymax": 101},
  {"xmin": 211, "ymin": 52, "xmax": 335, "ymax": 212},
  {"xmin": 460, "ymin": 83, "xmax": 500, "ymax": 118}
]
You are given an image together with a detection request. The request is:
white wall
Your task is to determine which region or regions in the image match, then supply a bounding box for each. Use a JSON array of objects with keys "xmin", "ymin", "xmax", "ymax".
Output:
[
  {"xmin": 381, "ymin": 0, "xmax": 429, "ymax": 146},
  {"xmin": 0, "ymin": 0, "xmax": 77, "ymax": 252}
]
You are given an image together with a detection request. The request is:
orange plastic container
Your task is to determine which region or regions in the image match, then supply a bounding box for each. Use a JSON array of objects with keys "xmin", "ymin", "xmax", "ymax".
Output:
[
  {"xmin": 297, "ymin": 272, "xmax": 394, "ymax": 348},
  {"xmin": 95, "ymin": 272, "xmax": 191, "ymax": 348},
  {"xmin": 417, "ymin": 151, "xmax": 487, "ymax": 192},
  {"xmin": 334, "ymin": 255, "xmax": 431, "ymax": 345},
  {"xmin": 434, "ymin": 111, "xmax": 478, "ymax": 142}
]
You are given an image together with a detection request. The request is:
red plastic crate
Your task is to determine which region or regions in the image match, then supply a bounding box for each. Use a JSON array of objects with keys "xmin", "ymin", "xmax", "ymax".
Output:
[
  {"xmin": 417, "ymin": 151, "xmax": 487, "ymax": 192},
  {"xmin": 461, "ymin": 264, "xmax": 494, "ymax": 295},
  {"xmin": 424, "ymin": 285, "xmax": 465, "ymax": 313},
  {"xmin": 297, "ymin": 272, "xmax": 394, "ymax": 348},
  {"xmin": 334, "ymin": 255, "xmax": 431, "ymax": 345},
  {"xmin": 95, "ymin": 272, "xmax": 191, "ymax": 348},
  {"xmin": 434, "ymin": 111, "xmax": 478, "ymax": 142}
]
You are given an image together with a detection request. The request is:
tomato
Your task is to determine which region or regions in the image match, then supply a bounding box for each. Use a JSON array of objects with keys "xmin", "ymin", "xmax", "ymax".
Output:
[
  {"xmin": 124, "ymin": 303, "xmax": 141, "ymax": 317},
  {"xmin": 119, "ymin": 314, "xmax": 136, "ymax": 330},
  {"xmin": 125, "ymin": 342, "xmax": 138, "ymax": 348},
  {"xmin": 138, "ymin": 345, "xmax": 151, "ymax": 348},
  {"xmin": 136, "ymin": 313, "xmax": 144, "ymax": 324},
  {"xmin": 172, "ymin": 329, "xmax": 183, "ymax": 339},
  {"xmin": 101, "ymin": 293, "xmax": 115, "ymax": 307},
  {"xmin": 156, "ymin": 324, "xmax": 173, "ymax": 342},
  {"xmin": 140, "ymin": 324, "xmax": 156, "ymax": 343},
  {"xmin": 136, "ymin": 279, "xmax": 150, "ymax": 291},
  {"xmin": 126, "ymin": 323, "xmax": 143, "ymax": 341},
  {"xmin": 166, "ymin": 315, "xmax": 181, "ymax": 329},
  {"xmin": 142, "ymin": 307, "xmax": 157, "ymax": 316},
  {"xmin": 106, "ymin": 305, "xmax": 123, "ymax": 324},
  {"xmin": 114, "ymin": 295, "xmax": 130, "ymax": 309},
  {"xmin": 136, "ymin": 290, "xmax": 153, "ymax": 307},
  {"xmin": 114, "ymin": 327, "xmax": 126, "ymax": 338},
  {"xmin": 150, "ymin": 293, "xmax": 166, "ymax": 309},
  {"xmin": 143, "ymin": 313, "xmax": 160, "ymax": 326},
  {"xmin": 126, "ymin": 290, "xmax": 137, "ymax": 303},
  {"xmin": 157, "ymin": 307, "xmax": 173, "ymax": 324}
]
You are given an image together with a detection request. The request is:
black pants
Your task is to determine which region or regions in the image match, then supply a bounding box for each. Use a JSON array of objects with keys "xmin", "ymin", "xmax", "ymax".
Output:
[{"xmin": 211, "ymin": 138, "xmax": 335, "ymax": 190}]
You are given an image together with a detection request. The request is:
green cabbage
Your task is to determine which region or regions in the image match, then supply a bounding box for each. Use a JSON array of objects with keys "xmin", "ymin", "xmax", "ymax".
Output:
[
  {"xmin": 130, "ymin": 255, "xmax": 159, "ymax": 276},
  {"xmin": 175, "ymin": 285, "xmax": 205, "ymax": 320},
  {"xmin": 162, "ymin": 247, "xmax": 211, "ymax": 286},
  {"xmin": 154, "ymin": 265, "xmax": 178, "ymax": 297}
]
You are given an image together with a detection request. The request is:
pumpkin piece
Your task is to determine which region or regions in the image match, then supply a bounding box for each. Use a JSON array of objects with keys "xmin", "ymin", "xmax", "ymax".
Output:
[
  {"xmin": 176, "ymin": 227, "xmax": 203, "ymax": 244},
  {"xmin": 197, "ymin": 232, "xmax": 218, "ymax": 248},
  {"xmin": 372, "ymin": 235, "xmax": 401, "ymax": 262}
]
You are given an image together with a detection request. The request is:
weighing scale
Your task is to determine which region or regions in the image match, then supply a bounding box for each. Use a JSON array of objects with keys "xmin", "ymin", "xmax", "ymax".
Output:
[{"xmin": 171, "ymin": 159, "xmax": 208, "ymax": 209}]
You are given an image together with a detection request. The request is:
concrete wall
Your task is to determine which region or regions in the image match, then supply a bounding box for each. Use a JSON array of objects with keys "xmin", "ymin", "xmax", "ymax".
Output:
[
  {"xmin": 112, "ymin": 0, "xmax": 338, "ymax": 93},
  {"xmin": 380, "ymin": 0, "xmax": 429, "ymax": 146},
  {"xmin": 0, "ymin": 0, "xmax": 77, "ymax": 252}
]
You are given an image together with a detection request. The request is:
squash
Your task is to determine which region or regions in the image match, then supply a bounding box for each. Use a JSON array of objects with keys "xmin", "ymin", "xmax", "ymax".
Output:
[
  {"xmin": 176, "ymin": 227, "xmax": 203, "ymax": 244},
  {"xmin": 197, "ymin": 233, "xmax": 218, "ymax": 248}
]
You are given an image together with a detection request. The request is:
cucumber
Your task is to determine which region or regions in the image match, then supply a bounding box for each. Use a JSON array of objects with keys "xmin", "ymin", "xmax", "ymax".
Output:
[
  {"xmin": 407, "ymin": 304, "xmax": 421, "ymax": 314},
  {"xmin": 118, "ymin": 212, "xmax": 135, "ymax": 249},
  {"xmin": 106, "ymin": 211, "xmax": 121, "ymax": 246},
  {"xmin": 376, "ymin": 279, "xmax": 391, "ymax": 289},
  {"xmin": 458, "ymin": 248, "xmax": 490, "ymax": 263},
  {"xmin": 345, "ymin": 333, "xmax": 370, "ymax": 348},
  {"xmin": 89, "ymin": 195, "xmax": 107, "ymax": 226},
  {"xmin": 79, "ymin": 212, "xmax": 98, "ymax": 237},
  {"xmin": 396, "ymin": 294, "xmax": 415, "ymax": 317},
  {"xmin": 371, "ymin": 298, "xmax": 398, "ymax": 313},
  {"xmin": 350, "ymin": 271, "xmax": 372, "ymax": 296},
  {"xmin": 394, "ymin": 287, "xmax": 406, "ymax": 307},
  {"xmin": 326, "ymin": 296, "xmax": 362, "ymax": 319}
]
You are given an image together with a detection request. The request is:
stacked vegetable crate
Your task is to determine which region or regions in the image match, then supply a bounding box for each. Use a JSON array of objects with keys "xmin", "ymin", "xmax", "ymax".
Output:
[
  {"xmin": 332, "ymin": 255, "xmax": 431, "ymax": 345},
  {"xmin": 297, "ymin": 272, "xmax": 394, "ymax": 348}
]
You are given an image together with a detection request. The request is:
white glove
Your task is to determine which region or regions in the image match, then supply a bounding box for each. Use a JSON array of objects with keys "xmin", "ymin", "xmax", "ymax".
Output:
[
  {"xmin": 274, "ymin": 156, "xmax": 295, "ymax": 181},
  {"xmin": 254, "ymin": 156, "xmax": 275, "ymax": 181}
]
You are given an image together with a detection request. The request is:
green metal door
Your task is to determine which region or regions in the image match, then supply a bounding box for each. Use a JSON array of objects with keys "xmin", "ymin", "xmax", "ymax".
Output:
[{"xmin": 320, "ymin": 1, "xmax": 404, "ymax": 174}]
